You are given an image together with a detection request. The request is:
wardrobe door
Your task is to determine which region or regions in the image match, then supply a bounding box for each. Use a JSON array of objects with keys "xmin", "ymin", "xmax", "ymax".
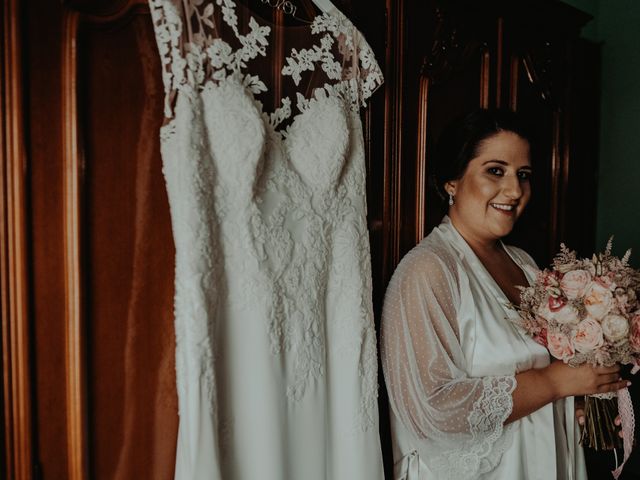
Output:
[
  {"xmin": 380, "ymin": 0, "xmax": 496, "ymax": 276},
  {"xmin": 384, "ymin": 0, "xmax": 595, "ymax": 269},
  {"xmin": 501, "ymin": 2, "xmax": 593, "ymax": 265},
  {"xmin": 416, "ymin": 2, "xmax": 499, "ymax": 238},
  {"xmin": 24, "ymin": 1, "xmax": 178, "ymax": 478},
  {"xmin": 2, "ymin": 1, "xmax": 33, "ymax": 478}
]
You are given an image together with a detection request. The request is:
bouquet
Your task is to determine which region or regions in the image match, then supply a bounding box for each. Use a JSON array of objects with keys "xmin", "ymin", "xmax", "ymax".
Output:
[{"xmin": 514, "ymin": 239, "xmax": 640, "ymax": 476}]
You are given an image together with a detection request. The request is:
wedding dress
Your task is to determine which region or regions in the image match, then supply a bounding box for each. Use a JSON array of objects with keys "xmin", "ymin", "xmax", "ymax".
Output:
[
  {"xmin": 381, "ymin": 217, "xmax": 588, "ymax": 479},
  {"xmin": 148, "ymin": 1, "xmax": 384, "ymax": 479}
]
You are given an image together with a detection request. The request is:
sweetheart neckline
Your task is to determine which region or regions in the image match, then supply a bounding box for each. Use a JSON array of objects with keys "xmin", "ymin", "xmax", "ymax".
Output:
[{"xmin": 160, "ymin": 74, "xmax": 362, "ymax": 140}]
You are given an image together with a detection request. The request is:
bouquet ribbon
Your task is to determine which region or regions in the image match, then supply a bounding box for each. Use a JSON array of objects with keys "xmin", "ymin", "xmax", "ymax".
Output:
[{"xmin": 612, "ymin": 387, "xmax": 634, "ymax": 479}]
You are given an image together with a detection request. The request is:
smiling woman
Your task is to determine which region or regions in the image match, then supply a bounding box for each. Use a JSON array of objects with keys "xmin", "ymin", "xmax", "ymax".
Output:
[
  {"xmin": 380, "ymin": 109, "xmax": 628, "ymax": 480},
  {"xmin": 445, "ymin": 130, "xmax": 532, "ymax": 247}
]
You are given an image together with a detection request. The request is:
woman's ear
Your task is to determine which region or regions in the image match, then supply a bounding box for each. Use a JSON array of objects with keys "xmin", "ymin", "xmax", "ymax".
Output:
[{"xmin": 444, "ymin": 181, "xmax": 457, "ymax": 196}]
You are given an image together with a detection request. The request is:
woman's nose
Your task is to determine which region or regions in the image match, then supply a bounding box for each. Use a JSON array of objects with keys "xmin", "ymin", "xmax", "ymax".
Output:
[{"xmin": 503, "ymin": 174, "xmax": 523, "ymax": 199}]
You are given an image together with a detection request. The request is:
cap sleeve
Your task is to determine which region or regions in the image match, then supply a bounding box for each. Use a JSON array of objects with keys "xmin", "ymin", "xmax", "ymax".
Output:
[
  {"xmin": 353, "ymin": 29, "xmax": 383, "ymax": 107},
  {"xmin": 380, "ymin": 245, "xmax": 517, "ymax": 479}
]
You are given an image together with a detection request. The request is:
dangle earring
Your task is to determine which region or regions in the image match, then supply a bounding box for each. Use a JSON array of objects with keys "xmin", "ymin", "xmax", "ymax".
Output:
[{"xmin": 448, "ymin": 192, "xmax": 455, "ymax": 206}]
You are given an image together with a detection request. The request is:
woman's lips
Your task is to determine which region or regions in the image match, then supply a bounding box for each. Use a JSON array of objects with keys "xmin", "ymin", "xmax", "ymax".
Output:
[{"xmin": 490, "ymin": 203, "xmax": 517, "ymax": 215}]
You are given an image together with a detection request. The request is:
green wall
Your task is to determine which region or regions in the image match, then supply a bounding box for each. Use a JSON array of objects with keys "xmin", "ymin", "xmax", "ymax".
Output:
[
  {"xmin": 562, "ymin": 0, "xmax": 598, "ymax": 40},
  {"xmin": 563, "ymin": 0, "xmax": 640, "ymax": 263}
]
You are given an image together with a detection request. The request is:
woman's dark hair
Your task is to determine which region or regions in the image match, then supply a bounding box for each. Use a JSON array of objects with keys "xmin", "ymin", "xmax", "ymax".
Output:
[{"xmin": 431, "ymin": 108, "xmax": 532, "ymax": 201}]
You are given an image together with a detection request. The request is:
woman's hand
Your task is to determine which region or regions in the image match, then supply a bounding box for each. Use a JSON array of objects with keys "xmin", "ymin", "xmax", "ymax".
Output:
[
  {"xmin": 547, "ymin": 362, "xmax": 630, "ymax": 399},
  {"xmin": 575, "ymin": 397, "xmax": 585, "ymax": 426},
  {"xmin": 510, "ymin": 361, "xmax": 630, "ymax": 424},
  {"xmin": 615, "ymin": 415, "xmax": 623, "ymax": 438}
]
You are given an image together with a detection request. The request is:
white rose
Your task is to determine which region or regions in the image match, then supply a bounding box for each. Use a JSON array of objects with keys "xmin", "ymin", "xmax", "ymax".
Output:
[
  {"xmin": 584, "ymin": 282, "xmax": 614, "ymax": 320},
  {"xmin": 551, "ymin": 304, "xmax": 580, "ymax": 325},
  {"xmin": 601, "ymin": 314, "xmax": 629, "ymax": 343},
  {"xmin": 560, "ymin": 269, "xmax": 592, "ymax": 299},
  {"xmin": 537, "ymin": 297, "xmax": 579, "ymax": 325}
]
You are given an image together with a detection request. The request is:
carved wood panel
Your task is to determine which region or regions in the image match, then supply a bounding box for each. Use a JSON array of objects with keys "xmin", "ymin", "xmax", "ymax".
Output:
[
  {"xmin": 63, "ymin": 4, "xmax": 179, "ymax": 480},
  {"xmin": 386, "ymin": 0, "xmax": 594, "ymax": 271},
  {"xmin": 1, "ymin": 1, "xmax": 33, "ymax": 479},
  {"xmin": 22, "ymin": 1, "xmax": 179, "ymax": 479}
]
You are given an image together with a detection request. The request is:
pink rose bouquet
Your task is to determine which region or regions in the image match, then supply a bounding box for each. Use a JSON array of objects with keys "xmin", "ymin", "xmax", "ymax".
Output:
[{"xmin": 514, "ymin": 239, "xmax": 640, "ymax": 472}]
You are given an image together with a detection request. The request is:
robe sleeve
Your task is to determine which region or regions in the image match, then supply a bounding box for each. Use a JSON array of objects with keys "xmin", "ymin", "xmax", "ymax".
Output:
[{"xmin": 380, "ymin": 245, "xmax": 517, "ymax": 479}]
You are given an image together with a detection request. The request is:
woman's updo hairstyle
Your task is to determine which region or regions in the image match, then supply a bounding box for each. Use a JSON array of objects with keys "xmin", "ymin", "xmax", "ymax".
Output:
[{"xmin": 431, "ymin": 108, "xmax": 532, "ymax": 201}]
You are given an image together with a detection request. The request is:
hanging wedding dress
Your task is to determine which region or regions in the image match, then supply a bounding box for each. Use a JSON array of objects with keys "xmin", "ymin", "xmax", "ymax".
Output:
[{"xmin": 148, "ymin": 1, "xmax": 384, "ymax": 478}]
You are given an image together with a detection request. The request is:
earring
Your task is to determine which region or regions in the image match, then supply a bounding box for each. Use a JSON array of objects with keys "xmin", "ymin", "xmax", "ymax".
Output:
[{"xmin": 448, "ymin": 192, "xmax": 454, "ymax": 206}]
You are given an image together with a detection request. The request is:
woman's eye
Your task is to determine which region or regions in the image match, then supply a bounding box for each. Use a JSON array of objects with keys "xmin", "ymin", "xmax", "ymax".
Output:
[
  {"xmin": 487, "ymin": 167, "xmax": 503, "ymax": 176},
  {"xmin": 518, "ymin": 170, "xmax": 532, "ymax": 181}
]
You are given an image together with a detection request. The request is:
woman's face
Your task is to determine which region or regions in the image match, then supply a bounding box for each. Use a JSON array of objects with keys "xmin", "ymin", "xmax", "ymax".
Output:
[{"xmin": 446, "ymin": 130, "xmax": 532, "ymax": 243}]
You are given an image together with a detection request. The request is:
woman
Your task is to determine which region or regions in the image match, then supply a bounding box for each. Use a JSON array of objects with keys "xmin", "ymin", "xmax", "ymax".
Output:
[{"xmin": 380, "ymin": 109, "xmax": 629, "ymax": 479}]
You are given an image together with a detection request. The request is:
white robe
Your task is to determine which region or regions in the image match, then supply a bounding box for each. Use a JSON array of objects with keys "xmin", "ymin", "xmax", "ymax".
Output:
[{"xmin": 381, "ymin": 216, "xmax": 587, "ymax": 479}]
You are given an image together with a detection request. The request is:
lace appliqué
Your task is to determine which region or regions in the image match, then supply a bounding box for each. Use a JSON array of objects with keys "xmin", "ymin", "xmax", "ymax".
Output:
[
  {"xmin": 149, "ymin": 0, "xmax": 383, "ymax": 431},
  {"xmin": 431, "ymin": 375, "xmax": 517, "ymax": 479},
  {"xmin": 159, "ymin": 96, "xmax": 225, "ymax": 419},
  {"xmin": 149, "ymin": 0, "xmax": 383, "ymax": 125}
]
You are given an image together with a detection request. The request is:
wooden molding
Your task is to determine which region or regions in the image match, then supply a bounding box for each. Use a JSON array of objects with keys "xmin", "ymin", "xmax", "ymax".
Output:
[
  {"xmin": 559, "ymin": 109, "xmax": 571, "ymax": 244},
  {"xmin": 1, "ymin": 0, "xmax": 34, "ymax": 478},
  {"xmin": 549, "ymin": 111, "xmax": 561, "ymax": 252},
  {"xmin": 63, "ymin": 0, "xmax": 148, "ymax": 23},
  {"xmin": 522, "ymin": 50, "xmax": 554, "ymax": 107},
  {"xmin": 384, "ymin": 0, "xmax": 404, "ymax": 277},
  {"xmin": 61, "ymin": 5, "xmax": 153, "ymax": 477},
  {"xmin": 61, "ymin": 9, "xmax": 88, "ymax": 480},
  {"xmin": 480, "ymin": 50, "xmax": 490, "ymax": 108},
  {"xmin": 509, "ymin": 54, "xmax": 519, "ymax": 111},
  {"xmin": 415, "ymin": 76, "xmax": 429, "ymax": 243},
  {"xmin": 495, "ymin": 17, "xmax": 503, "ymax": 108}
]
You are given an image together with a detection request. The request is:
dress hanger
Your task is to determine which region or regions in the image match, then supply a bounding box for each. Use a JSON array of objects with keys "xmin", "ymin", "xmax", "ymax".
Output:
[{"xmin": 258, "ymin": 0, "xmax": 343, "ymax": 22}]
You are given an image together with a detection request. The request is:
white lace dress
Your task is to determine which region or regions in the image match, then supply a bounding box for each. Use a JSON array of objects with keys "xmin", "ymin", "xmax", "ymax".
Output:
[
  {"xmin": 381, "ymin": 217, "xmax": 587, "ymax": 480},
  {"xmin": 148, "ymin": 1, "xmax": 384, "ymax": 479}
]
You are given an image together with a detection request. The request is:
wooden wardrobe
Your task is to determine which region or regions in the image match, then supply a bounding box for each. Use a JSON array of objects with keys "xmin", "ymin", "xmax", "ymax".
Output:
[{"xmin": 1, "ymin": 0, "xmax": 599, "ymax": 478}]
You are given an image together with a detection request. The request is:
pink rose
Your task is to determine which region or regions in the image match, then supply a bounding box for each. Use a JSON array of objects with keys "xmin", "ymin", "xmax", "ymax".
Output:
[
  {"xmin": 573, "ymin": 317, "xmax": 605, "ymax": 353},
  {"xmin": 560, "ymin": 269, "xmax": 592, "ymax": 299},
  {"xmin": 548, "ymin": 330, "xmax": 575, "ymax": 361},
  {"xmin": 584, "ymin": 282, "xmax": 614, "ymax": 320},
  {"xmin": 629, "ymin": 313, "xmax": 640, "ymax": 351}
]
